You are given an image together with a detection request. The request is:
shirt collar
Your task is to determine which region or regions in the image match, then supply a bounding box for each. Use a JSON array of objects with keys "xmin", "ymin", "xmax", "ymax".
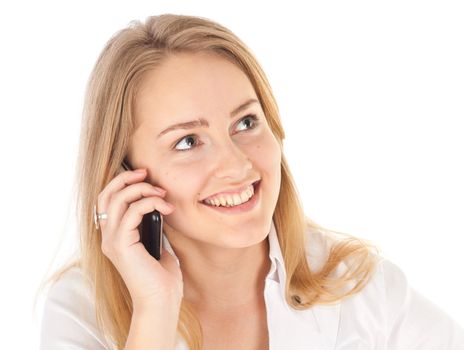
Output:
[
  {"xmin": 162, "ymin": 219, "xmax": 331, "ymax": 308},
  {"xmin": 266, "ymin": 220, "xmax": 342, "ymax": 349},
  {"xmin": 266, "ymin": 219, "xmax": 288, "ymax": 300},
  {"xmin": 161, "ymin": 220, "xmax": 286, "ymax": 297},
  {"xmin": 163, "ymin": 220, "xmax": 342, "ymax": 350}
]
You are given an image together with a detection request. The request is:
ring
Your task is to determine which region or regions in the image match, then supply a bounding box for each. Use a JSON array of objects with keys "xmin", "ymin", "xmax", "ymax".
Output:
[{"xmin": 93, "ymin": 204, "xmax": 108, "ymax": 230}]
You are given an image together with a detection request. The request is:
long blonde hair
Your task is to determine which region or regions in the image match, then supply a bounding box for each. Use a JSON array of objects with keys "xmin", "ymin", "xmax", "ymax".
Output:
[{"xmin": 37, "ymin": 14, "xmax": 380, "ymax": 349}]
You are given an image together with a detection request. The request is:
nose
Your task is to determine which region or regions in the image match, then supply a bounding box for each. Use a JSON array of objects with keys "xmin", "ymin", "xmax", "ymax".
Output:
[{"xmin": 212, "ymin": 139, "xmax": 253, "ymax": 180}]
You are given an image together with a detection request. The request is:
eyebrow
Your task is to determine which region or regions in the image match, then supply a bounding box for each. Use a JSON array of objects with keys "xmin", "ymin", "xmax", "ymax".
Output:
[{"xmin": 157, "ymin": 98, "xmax": 260, "ymax": 139}]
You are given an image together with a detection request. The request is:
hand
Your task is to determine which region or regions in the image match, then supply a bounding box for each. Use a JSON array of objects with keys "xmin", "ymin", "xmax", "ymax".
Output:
[{"xmin": 96, "ymin": 168, "xmax": 183, "ymax": 308}]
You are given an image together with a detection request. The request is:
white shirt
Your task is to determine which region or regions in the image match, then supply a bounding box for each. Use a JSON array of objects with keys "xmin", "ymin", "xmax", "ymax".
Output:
[{"xmin": 39, "ymin": 221, "xmax": 464, "ymax": 349}]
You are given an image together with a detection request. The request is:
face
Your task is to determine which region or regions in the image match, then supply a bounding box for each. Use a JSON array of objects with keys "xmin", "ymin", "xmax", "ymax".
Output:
[{"xmin": 129, "ymin": 51, "xmax": 282, "ymax": 251}]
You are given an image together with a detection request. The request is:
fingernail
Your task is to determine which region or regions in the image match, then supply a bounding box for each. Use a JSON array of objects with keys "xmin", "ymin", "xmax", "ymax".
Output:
[{"xmin": 134, "ymin": 168, "xmax": 146, "ymax": 173}]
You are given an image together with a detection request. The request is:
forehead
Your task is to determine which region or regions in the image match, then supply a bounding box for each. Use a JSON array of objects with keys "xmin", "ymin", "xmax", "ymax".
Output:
[{"xmin": 134, "ymin": 51, "xmax": 258, "ymax": 129}]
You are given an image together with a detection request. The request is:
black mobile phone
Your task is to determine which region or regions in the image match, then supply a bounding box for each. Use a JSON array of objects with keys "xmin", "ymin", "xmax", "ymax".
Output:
[{"xmin": 121, "ymin": 157, "xmax": 163, "ymax": 260}]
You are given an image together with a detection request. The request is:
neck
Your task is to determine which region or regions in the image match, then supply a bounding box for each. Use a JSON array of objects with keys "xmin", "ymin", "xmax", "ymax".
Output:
[{"xmin": 165, "ymin": 230, "xmax": 271, "ymax": 313}]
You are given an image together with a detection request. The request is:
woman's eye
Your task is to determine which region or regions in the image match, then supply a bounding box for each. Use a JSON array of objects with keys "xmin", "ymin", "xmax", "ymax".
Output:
[
  {"xmin": 172, "ymin": 114, "xmax": 259, "ymax": 152},
  {"xmin": 174, "ymin": 135, "xmax": 198, "ymax": 152}
]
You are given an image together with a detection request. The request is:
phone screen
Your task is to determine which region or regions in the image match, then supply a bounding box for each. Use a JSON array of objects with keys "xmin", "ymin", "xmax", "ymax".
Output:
[{"xmin": 121, "ymin": 157, "xmax": 163, "ymax": 260}]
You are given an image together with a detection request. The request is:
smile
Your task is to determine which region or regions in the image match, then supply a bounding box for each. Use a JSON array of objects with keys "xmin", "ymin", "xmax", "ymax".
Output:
[{"xmin": 200, "ymin": 180, "xmax": 261, "ymax": 214}]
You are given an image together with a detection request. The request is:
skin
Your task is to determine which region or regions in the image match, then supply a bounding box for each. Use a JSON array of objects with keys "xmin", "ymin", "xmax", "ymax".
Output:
[{"xmin": 127, "ymin": 51, "xmax": 282, "ymax": 316}]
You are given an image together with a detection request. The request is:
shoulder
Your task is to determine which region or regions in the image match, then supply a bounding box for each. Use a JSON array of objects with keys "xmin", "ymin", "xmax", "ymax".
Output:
[
  {"xmin": 303, "ymin": 225, "xmax": 388, "ymax": 312},
  {"xmin": 376, "ymin": 258, "xmax": 464, "ymax": 348},
  {"xmin": 303, "ymin": 226, "xmax": 442, "ymax": 317},
  {"xmin": 42, "ymin": 265, "xmax": 98, "ymax": 326},
  {"xmin": 302, "ymin": 226, "xmax": 464, "ymax": 348},
  {"xmin": 39, "ymin": 266, "xmax": 114, "ymax": 350},
  {"xmin": 44, "ymin": 265, "xmax": 94, "ymax": 302},
  {"xmin": 302, "ymin": 225, "xmax": 333, "ymax": 272}
]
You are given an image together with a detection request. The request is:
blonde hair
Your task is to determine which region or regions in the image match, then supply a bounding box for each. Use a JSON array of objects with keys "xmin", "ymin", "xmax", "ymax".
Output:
[{"xmin": 37, "ymin": 14, "xmax": 380, "ymax": 350}]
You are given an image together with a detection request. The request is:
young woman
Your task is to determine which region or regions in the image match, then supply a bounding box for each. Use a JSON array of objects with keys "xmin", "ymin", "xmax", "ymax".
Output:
[{"xmin": 38, "ymin": 14, "xmax": 464, "ymax": 350}]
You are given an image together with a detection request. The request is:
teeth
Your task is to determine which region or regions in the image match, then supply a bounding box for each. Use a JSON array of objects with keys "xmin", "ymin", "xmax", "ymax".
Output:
[
  {"xmin": 240, "ymin": 191, "xmax": 249, "ymax": 203},
  {"xmin": 204, "ymin": 184, "xmax": 255, "ymax": 207}
]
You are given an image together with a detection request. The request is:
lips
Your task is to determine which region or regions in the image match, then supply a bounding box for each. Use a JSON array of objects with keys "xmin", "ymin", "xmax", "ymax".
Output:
[
  {"xmin": 200, "ymin": 179, "xmax": 261, "ymax": 203},
  {"xmin": 200, "ymin": 179, "xmax": 261, "ymax": 212}
]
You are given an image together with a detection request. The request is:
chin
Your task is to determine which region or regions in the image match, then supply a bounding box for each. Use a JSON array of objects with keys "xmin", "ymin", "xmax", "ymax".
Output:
[{"xmin": 213, "ymin": 223, "xmax": 270, "ymax": 249}]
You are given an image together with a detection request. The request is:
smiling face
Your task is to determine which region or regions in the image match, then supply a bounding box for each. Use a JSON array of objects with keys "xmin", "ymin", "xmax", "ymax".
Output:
[{"xmin": 129, "ymin": 51, "xmax": 282, "ymax": 250}]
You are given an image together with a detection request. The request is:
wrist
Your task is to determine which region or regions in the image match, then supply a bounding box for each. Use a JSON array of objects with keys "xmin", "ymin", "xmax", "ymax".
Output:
[{"xmin": 132, "ymin": 293, "xmax": 183, "ymax": 312}]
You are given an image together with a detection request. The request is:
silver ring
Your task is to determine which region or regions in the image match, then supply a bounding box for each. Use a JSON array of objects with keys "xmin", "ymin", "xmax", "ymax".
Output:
[{"xmin": 93, "ymin": 204, "xmax": 108, "ymax": 230}]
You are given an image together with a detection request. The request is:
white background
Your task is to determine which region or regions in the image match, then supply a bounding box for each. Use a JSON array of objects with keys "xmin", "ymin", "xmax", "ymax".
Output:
[{"xmin": 0, "ymin": 0, "xmax": 462, "ymax": 348}]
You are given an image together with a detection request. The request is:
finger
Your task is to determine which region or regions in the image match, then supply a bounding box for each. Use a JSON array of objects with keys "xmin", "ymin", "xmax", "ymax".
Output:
[
  {"xmin": 104, "ymin": 196, "xmax": 174, "ymax": 254},
  {"xmin": 101, "ymin": 169, "xmax": 166, "ymax": 204},
  {"xmin": 118, "ymin": 196, "xmax": 175, "ymax": 238},
  {"xmin": 96, "ymin": 170, "xmax": 148, "ymax": 232},
  {"xmin": 96, "ymin": 169, "xmax": 165, "ymax": 230},
  {"xmin": 104, "ymin": 182, "xmax": 168, "ymax": 235}
]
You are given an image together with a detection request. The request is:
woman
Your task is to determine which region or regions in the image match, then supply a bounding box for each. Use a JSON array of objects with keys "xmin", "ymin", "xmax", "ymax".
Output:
[{"xmin": 39, "ymin": 14, "xmax": 464, "ymax": 350}]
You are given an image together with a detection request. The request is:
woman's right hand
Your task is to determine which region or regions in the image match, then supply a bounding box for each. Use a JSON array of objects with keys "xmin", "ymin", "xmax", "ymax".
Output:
[{"xmin": 96, "ymin": 168, "xmax": 183, "ymax": 309}]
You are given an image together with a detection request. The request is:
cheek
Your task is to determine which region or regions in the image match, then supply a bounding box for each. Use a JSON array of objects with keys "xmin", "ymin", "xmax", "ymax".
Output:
[
  {"xmin": 148, "ymin": 165, "xmax": 204, "ymax": 205},
  {"xmin": 252, "ymin": 132, "xmax": 281, "ymax": 171}
]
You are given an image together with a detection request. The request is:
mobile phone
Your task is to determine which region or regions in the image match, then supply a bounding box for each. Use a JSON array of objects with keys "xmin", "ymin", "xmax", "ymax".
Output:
[{"xmin": 122, "ymin": 157, "xmax": 163, "ymax": 260}]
